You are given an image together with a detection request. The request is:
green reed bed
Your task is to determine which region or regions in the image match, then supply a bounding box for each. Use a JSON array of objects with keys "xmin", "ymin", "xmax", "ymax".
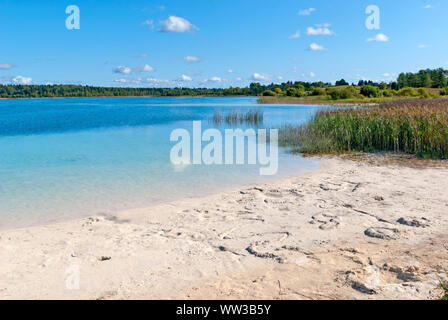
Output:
[
  {"xmin": 213, "ymin": 109, "xmax": 264, "ymax": 125},
  {"xmin": 279, "ymin": 99, "xmax": 448, "ymax": 159}
]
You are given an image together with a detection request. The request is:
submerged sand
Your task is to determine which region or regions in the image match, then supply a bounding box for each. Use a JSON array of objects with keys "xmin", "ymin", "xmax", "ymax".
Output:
[{"xmin": 0, "ymin": 157, "xmax": 447, "ymax": 300}]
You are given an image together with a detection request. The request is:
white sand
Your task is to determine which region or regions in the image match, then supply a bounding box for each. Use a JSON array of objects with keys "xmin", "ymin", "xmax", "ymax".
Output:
[{"xmin": 0, "ymin": 157, "xmax": 447, "ymax": 300}]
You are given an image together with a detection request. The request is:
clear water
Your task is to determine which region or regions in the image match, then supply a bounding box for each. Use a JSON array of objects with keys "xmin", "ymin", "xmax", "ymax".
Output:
[{"xmin": 0, "ymin": 97, "xmax": 323, "ymax": 230}]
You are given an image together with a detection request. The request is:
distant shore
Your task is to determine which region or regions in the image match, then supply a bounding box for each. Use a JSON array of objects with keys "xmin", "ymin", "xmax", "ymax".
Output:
[
  {"xmin": 0, "ymin": 95, "xmax": 253, "ymax": 101},
  {"xmin": 1, "ymin": 155, "xmax": 447, "ymax": 300}
]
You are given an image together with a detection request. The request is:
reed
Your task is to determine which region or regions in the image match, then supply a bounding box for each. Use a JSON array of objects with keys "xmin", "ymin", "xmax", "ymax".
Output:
[
  {"xmin": 213, "ymin": 109, "xmax": 264, "ymax": 125},
  {"xmin": 279, "ymin": 99, "xmax": 448, "ymax": 159}
]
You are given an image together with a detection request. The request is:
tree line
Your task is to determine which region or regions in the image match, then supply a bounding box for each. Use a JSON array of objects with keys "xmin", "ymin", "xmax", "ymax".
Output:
[{"xmin": 1, "ymin": 68, "xmax": 447, "ymax": 99}]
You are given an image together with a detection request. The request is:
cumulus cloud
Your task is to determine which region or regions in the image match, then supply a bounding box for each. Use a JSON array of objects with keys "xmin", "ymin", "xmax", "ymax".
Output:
[
  {"xmin": 382, "ymin": 73, "xmax": 396, "ymax": 77},
  {"xmin": 424, "ymin": 4, "xmax": 433, "ymax": 9},
  {"xmin": 307, "ymin": 43, "xmax": 325, "ymax": 51},
  {"xmin": 277, "ymin": 76, "xmax": 283, "ymax": 81},
  {"xmin": 159, "ymin": 16, "xmax": 197, "ymax": 33},
  {"xmin": 252, "ymin": 73, "xmax": 272, "ymax": 82},
  {"xmin": 210, "ymin": 77, "xmax": 222, "ymax": 82},
  {"xmin": 306, "ymin": 26, "xmax": 334, "ymax": 36},
  {"xmin": 179, "ymin": 74, "xmax": 193, "ymax": 81},
  {"xmin": 13, "ymin": 75, "xmax": 32, "ymax": 84},
  {"xmin": 367, "ymin": 33, "xmax": 389, "ymax": 42},
  {"xmin": 299, "ymin": 8, "xmax": 315, "ymax": 16},
  {"xmin": 309, "ymin": 72, "xmax": 316, "ymax": 78},
  {"xmin": 227, "ymin": 69, "xmax": 233, "ymax": 73},
  {"xmin": 0, "ymin": 63, "xmax": 12, "ymax": 70},
  {"xmin": 417, "ymin": 44, "xmax": 427, "ymax": 48},
  {"xmin": 288, "ymin": 30, "xmax": 300, "ymax": 39},
  {"xmin": 183, "ymin": 56, "xmax": 202, "ymax": 63},
  {"xmin": 135, "ymin": 64, "xmax": 155, "ymax": 72},
  {"xmin": 114, "ymin": 66, "xmax": 132, "ymax": 75}
]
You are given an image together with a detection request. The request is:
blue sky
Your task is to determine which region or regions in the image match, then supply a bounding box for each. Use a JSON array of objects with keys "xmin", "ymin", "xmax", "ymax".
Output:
[{"xmin": 0, "ymin": 0, "xmax": 446, "ymax": 88}]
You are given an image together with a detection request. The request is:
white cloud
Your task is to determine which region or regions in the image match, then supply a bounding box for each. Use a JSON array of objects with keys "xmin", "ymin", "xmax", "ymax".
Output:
[
  {"xmin": 135, "ymin": 64, "xmax": 155, "ymax": 72},
  {"xmin": 0, "ymin": 63, "xmax": 12, "ymax": 70},
  {"xmin": 179, "ymin": 74, "xmax": 192, "ymax": 81},
  {"xmin": 114, "ymin": 66, "xmax": 132, "ymax": 75},
  {"xmin": 367, "ymin": 33, "xmax": 389, "ymax": 42},
  {"xmin": 309, "ymin": 72, "xmax": 316, "ymax": 78},
  {"xmin": 114, "ymin": 78, "xmax": 130, "ymax": 83},
  {"xmin": 13, "ymin": 75, "xmax": 32, "ymax": 84},
  {"xmin": 417, "ymin": 44, "xmax": 427, "ymax": 48},
  {"xmin": 159, "ymin": 16, "xmax": 197, "ymax": 33},
  {"xmin": 288, "ymin": 30, "xmax": 300, "ymax": 39},
  {"xmin": 277, "ymin": 76, "xmax": 283, "ymax": 81},
  {"xmin": 382, "ymin": 73, "xmax": 396, "ymax": 77},
  {"xmin": 306, "ymin": 26, "xmax": 334, "ymax": 36},
  {"xmin": 299, "ymin": 8, "xmax": 315, "ymax": 16},
  {"xmin": 114, "ymin": 77, "xmax": 170, "ymax": 86},
  {"xmin": 142, "ymin": 77, "xmax": 170, "ymax": 85},
  {"xmin": 252, "ymin": 73, "xmax": 272, "ymax": 82},
  {"xmin": 227, "ymin": 69, "xmax": 233, "ymax": 73},
  {"xmin": 424, "ymin": 4, "xmax": 433, "ymax": 9},
  {"xmin": 141, "ymin": 20, "xmax": 154, "ymax": 29},
  {"xmin": 308, "ymin": 43, "xmax": 325, "ymax": 51},
  {"xmin": 183, "ymin": 56, "xmax": 202, "ymax": 63},
  {"xmin": 236, "ymin": 77, "xmax": 242, "ymax": 81},
  {"xmin": 210, "ymin": 77, "xmax": 222, "ymax": 82}
]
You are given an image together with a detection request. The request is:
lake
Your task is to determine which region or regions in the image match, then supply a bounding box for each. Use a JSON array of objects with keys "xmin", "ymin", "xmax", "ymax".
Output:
[{"xmin": 0, "ymin": 97, "xmax": 323, "ymax": 229}]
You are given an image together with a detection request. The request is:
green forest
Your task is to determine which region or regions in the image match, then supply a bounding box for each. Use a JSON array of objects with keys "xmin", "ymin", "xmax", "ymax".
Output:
[{"xmin": 1, "ymin": 68, "xmax": 447, "ymax": 99}]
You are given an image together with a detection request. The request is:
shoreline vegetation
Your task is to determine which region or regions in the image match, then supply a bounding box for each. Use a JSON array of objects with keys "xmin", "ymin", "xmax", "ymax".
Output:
[
  {"xmin": 212, "ymin": 109, "xmax": 263, "ymax": 125},
  {"xmin": 279, "ymin": 99, "xmax": 448, "ymax": 160}
]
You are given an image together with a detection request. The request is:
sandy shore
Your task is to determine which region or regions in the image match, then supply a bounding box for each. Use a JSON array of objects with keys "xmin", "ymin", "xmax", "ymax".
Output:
[{"xmin": 1, "ymin": 157, "xmax": 447, "ymax": 300}]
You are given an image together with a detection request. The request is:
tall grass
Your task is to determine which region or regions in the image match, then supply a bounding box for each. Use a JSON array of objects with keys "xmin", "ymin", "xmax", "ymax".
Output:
[
  {"xmin": 213, "ymin": 109, "xmax": 264, "ymax": 125},
  {"xmin": 279, "ymin": 99, "xmax": 448, "ymax": 159}
]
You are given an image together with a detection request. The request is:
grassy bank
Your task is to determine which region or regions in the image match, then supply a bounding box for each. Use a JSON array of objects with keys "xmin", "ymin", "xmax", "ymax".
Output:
[
  {"xmin": 259, "ymin": 93, "xmax": 448, "ymax": 106},
  {"xmin": 279, "ymin": 99, "xmax": 448, "ymax": 159}
]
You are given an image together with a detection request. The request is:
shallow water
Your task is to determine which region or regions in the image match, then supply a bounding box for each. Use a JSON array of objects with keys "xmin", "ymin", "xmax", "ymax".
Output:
[{"xmin": 0, "ymin": 97, "xmax": 323, "ymax": 229}]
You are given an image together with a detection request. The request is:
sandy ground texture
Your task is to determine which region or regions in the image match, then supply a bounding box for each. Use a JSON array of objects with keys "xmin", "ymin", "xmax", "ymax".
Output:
[{"xmin": 0, "ymin": 156, "xmax": 447, "ymax": 300}]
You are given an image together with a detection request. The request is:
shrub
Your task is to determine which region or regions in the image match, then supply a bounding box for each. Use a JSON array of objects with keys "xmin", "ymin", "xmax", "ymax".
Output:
[
  {"xmin": 262, "ymin": 90, "xmax": 277, "ymax": 96},
  {"xmin": 310, "ymin": 86, "xmax": 326, "ymax": 96},
  {"xmin": 382, "ymin": 89, "xmax": 396, "ymax": 97},
  {"xmin": 286, "ymin": 87, "xmax": 305, "ymax": 97},
  {"xmin": 417, "ymin": 88, "xmax": 430, "ymax": 98},
  {"xmin": 326, "ymin": 86, "xmax": 358, "ymax": 100},
  {"xmin": 360, "ymin": 85, "xmax": 382, "ymax": 98},
  {"xmin": 397, "ymin": 87, "xmax": 419, "ymax": 97},
  {"xmin": 273, "ymin": 88, "xmax": 283, "ymax": 95},
  {"xmin": 440, "ymin": 88, "xmax": 448, "ymax": 96}
]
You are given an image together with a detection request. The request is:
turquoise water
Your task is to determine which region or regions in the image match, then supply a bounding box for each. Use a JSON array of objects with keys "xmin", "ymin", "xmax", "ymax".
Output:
[{"xmin": 0, "ymin": 97, "xmax": 322, "ymax": 229}]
